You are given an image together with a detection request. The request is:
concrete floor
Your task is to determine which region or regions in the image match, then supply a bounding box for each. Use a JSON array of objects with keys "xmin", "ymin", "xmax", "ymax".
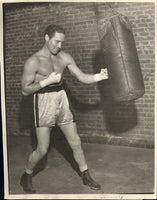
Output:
[{"xmin": 7, "ymin": 135, "xmax": 154, "ymax": 195}]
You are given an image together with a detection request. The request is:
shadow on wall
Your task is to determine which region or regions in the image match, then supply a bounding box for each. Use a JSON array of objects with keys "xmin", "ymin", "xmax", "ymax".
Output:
[
  {"xmin": 64, "ymin": 84, "xmax": 101, "ymax": 112},
  {"xmin": 92, "ymin": 49, "xmax": 138, "ymax": 134},
  {"xmin": 19, "ymin": 95, "xmax": 35, "ymax": 132}
]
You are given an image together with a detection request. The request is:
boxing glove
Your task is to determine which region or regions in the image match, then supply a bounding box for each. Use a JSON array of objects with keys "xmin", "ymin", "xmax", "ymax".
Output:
[{"xmin": 39, "ymin": 72, "xmax": 62, "ymax": 88}]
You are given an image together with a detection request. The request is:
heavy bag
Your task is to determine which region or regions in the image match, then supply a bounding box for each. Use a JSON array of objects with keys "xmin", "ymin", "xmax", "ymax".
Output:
[{"xmin": 98, "ymin": 14, "xmax": 145, "ymax": 101}]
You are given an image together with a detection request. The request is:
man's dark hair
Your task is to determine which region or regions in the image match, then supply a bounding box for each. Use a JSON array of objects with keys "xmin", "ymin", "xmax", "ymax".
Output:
[{"xmin": 44, "ymin": 24, "xmax": 65, "ymax": 38}]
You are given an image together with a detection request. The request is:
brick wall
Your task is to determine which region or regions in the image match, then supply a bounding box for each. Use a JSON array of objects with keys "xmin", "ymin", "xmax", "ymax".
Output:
[{"xmin": 3, "ymin": 2, "xmax": 155, "ymax": 148}]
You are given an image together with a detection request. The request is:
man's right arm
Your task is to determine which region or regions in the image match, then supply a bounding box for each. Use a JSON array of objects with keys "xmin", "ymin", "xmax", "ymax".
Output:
[{"xmin": 21, "ymin": 57, "xmax": 42, "ymax": 96}]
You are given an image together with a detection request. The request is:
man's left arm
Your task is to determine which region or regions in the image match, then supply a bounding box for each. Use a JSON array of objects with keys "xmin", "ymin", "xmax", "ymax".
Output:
[{"xmin": 66, "ymin": 54, "xmax": 108, "ymax": 84}]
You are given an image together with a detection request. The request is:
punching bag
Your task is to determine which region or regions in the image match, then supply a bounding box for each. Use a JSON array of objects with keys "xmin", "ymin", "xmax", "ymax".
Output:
[{"xmin": 97, "ymin": 9, "xmax": 145, "ymax": 101}]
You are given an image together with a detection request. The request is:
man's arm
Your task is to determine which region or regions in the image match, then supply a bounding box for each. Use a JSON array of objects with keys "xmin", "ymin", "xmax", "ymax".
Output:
[
  {"xmin": 21, "ymin": 57, "xmax": 42, "ymax": 96},
  {"xmin": 66, "ymin": 54, "xmax": 108, "ymax": 84}
]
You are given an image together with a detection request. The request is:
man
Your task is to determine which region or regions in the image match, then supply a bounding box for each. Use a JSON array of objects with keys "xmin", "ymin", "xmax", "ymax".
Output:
[{"xmin": 20, "ymin": 24, "xmax": 108, "ymax": 193}]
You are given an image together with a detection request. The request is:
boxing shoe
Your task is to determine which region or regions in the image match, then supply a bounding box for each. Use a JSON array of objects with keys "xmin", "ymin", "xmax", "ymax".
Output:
[
  {"xmin": 81, "ymin": 169, "xmax": 101, "ymax": 190},
  {"xmin": 20, "ymin": 172, "xmax": 36, "ymax": 193}
]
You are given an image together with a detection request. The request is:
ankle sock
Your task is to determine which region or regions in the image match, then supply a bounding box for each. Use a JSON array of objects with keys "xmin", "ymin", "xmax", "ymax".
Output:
[
  {"xmin": 25, "ymin": 167, "xmax": 33, "ymax": 175},
  {"xmin": 80, "ymin": 165, "xmax": 88, "ymax": 173}
]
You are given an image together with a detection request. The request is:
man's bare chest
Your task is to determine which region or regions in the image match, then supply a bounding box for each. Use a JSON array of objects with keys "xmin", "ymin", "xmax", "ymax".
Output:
[{"xmin": 38, "ymin": 56, "xmax": 66, "ymax": 76}]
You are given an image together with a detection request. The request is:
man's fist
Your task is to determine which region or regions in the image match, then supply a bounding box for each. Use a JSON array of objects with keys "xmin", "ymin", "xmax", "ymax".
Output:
[
  {"xmin": 39, "ymin": 72, "xmax": 62, "ymax": 88},
  {"xmin": 94, "ymin": 68, "xmax": 108, "ymax": 82},
  {"xmin": 100, "ymin": 68, "xmax": 108, "ymax": 80},
  {"xmin": 48, "ymin": 72, "xmax": 62, "ymax": 84}
]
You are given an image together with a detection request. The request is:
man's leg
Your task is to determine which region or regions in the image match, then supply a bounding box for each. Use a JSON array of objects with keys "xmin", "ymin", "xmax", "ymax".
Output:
[
  {"xmin": 59, "ymin": 122, "xmax": 101, "ymax": 190},
  {"xmin": 30, "ymin": 127, "xmax": 48, "ymax": 176},
  {"xmin": 20, "ymin": 127, "xmax": 51, "ymax": 193}
]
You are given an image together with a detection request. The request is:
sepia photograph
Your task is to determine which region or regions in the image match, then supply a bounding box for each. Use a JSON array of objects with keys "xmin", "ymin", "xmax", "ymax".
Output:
[{"xmin": 0, "ymin": 0, "xmax": 156, "ymax": 199}]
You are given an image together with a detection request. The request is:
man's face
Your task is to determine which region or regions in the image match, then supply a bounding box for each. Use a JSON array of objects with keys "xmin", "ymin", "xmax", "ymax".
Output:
[{"xmin": 46, "ymin": 32, "xmax": 65, "ymax": 55}]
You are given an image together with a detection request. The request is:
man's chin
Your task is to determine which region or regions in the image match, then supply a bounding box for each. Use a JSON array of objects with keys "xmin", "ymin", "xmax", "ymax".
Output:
[{"xmin": 52, "ymin": 49, "xmax": 60, "ymax": 55}]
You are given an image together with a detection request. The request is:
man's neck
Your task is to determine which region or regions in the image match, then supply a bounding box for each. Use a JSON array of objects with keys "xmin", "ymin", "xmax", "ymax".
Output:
[{"xmin": 40, "ymin": 45, "xmax": 52, "ymax": 58}]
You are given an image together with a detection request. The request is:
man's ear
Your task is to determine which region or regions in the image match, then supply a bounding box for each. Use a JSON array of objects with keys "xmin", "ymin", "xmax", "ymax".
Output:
[{"xmin": 45, "ymin": 34, "xmax": 50, "ymax": 41}]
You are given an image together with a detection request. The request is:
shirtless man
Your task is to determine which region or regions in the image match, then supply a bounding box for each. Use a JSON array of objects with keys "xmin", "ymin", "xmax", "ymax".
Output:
[{"xmin": 20, "ymin": 24, "xmax": 108, "ymax": 193}]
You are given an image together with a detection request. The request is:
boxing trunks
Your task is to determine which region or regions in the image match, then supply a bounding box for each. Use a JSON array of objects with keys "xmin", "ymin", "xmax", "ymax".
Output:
[{"xmin": 33, "ymin": 81, "xmax": 75, "ymax": 127}]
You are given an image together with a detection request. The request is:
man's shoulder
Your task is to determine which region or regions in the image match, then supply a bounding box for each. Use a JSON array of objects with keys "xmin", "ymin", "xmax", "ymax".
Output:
[
  {"xmin": 59, "ymin": 51, "xmax": 73, "ymax": 63},
  {"xmin": 24, "ymin": 54, "xmax": 40, "ymax": 72},
  {"xmin": 25, "ymin": 53, "xmax": 40, "ymax": 66}
]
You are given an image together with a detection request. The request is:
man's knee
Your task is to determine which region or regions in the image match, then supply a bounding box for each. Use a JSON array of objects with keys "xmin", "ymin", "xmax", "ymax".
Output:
[{"xmin": 36, "ymin": 146, "xmax": 48, "ymax": 157}]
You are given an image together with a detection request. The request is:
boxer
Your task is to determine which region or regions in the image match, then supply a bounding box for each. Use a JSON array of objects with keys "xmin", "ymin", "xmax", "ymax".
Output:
[{"xmin": 20, "ymin": 24, "xmax": 108, "ymax": 193}]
